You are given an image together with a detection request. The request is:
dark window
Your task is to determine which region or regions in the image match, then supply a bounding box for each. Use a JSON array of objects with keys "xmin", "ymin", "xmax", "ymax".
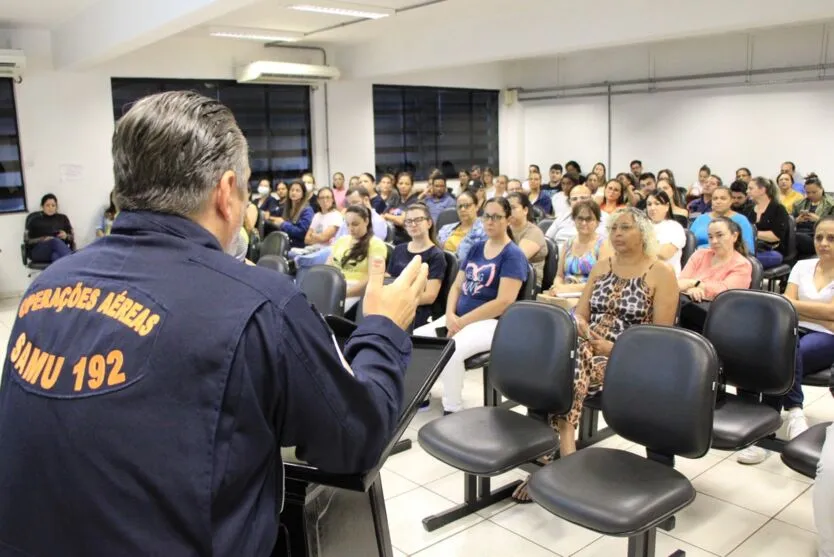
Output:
[
  {"xmin": 0, "ymin": 78, "xmax": 26, "ymax": 213},
  {"xmin": 111, "ymin": 79, "xmax": 312, "ymax": 187},
  {"xmin": 373, "ymin": 85, "xmax": 499, "ymax": 180}
]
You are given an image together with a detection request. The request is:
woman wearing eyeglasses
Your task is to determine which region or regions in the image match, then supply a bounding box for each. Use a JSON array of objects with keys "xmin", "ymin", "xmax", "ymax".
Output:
[
  {"xmin": 437, "ymin": 190, "xmax": 487, "ymax": 260},
  {"xmin": 414, "ymin": 198, "xmax": 527, "ymax": 414},
  {"xmin": 387, "ymin": 204, "xmax": 447, "ymax": 329}
]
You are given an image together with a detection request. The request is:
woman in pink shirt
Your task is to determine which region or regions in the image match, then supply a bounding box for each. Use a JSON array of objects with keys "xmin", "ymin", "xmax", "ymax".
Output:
[{"xmin": 677, "ymin": 216, "xmax": 753, "ymax": 332}]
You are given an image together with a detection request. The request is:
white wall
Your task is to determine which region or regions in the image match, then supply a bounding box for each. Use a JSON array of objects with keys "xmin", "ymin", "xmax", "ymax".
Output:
[{"xmin": 506, "ymin": 22, "xmax": 834, "ymax": 183}]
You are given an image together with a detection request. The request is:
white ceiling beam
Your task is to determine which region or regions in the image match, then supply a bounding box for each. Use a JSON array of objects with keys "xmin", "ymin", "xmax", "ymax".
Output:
[
  {"xmin": 335, "ymin": 0, "xmax": 834, "ymax": 79},
  {"xmin": 52, "ymin": 0, "xmax": 264, "ymax": 70}
]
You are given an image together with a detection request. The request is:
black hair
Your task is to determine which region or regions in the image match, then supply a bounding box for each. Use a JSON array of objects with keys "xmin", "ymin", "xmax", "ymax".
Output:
[
  {"xmin": 736, "ymin": 167, "xmax": 752, "ymax": 176},
  {"xmin": 571, "ymin": 199, "xmax": 601, "ymax": 222},
  {"xmin": 405, "ymin": 202, "xmax": 439, "ymax": 246},
  {"xmin": 805, "ymin": 173, "xmax": 824, "ymax": 191},
  {"xmin": 507, "ymin": 192, "xmax": 536, "ymax": 223},
  {"xmin": 340, "ymin": 205, "xmax": 375, "ymax": 268},
  {"xmin": 604, "ymin": 179, "xmax": 628, "ymax": 206},
  {"xmin": 561, "ymin": 172, "xmax": 581, "ymax": 187},
  {"xmin": 432, "ymin": 174, "xmax": 447, "ymax": 185},
  {"xmin": 784, "ymin": 161, "xmax": 796, "ymax": 172},
  {"xmin": 483, "ymin": 197, "xmax": 515, "ymax": 241},
  {"xmin": 630, "ymin": 159, "xmax": 642, "ymax": 167},
  {"xmin": 709, "ymin": 216, "xmax": 748, "ymax": 257},
  {"xmin": 646, "ymin": 190, "xmax": 674, "ymax": 220},
  {"xmin": 41, "ymin": 193, "xmax": 57, "ymax": 207},
  {"xmin": 549, "ymin": 163, "xmax": 563, "ymax": 172},
  {"xmin": 105, "ymin": 190, "xmax": 117, "ymax": 219},
  {"xmin": 565, "ymin": 160, "xmax": 581, "ymax": 173},
  {"xmin": 456, "ymin": 189, "xmax": 477, "ymax": 207},
  {"xmin": 528, "ymin": 164, "xmax": 540, "ymax": 173},
  {"xmin": 346, "ymin": 186, "xmax": 371, "ymax": 200},
  {"xmin": 283, "ymin": 181, "xmax": 310, "ymax": 223},
  {"xmin": 709, "ymin": 175, "xmax": 724, "ymax": 188},
  {"xmin": 699, "ymin": 164, "xmax": 711, "ymax": 175},
  {"xmin": 639, "ymin": 172, "xmax": 656, "ymax": 182},
  {"xmin": 361, "ymin": 172, "xmax": 376, "ymax": 183},
  {"xmin": 729, "ymin": 180, "xmax": 748, "ymax": 196},
  {"xmin": 315, "ymin": 187, "xmax": 337, "ymax": 213}
]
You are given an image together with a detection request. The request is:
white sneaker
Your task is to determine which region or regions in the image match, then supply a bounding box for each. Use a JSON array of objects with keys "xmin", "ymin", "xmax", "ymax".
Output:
[
  {"xmin": 737, "ymin": 446, "xmax": 770, "ymax": 465},
  {"xmin": 786, "ymin": 409, "xmax": 809, "ymax": 440}
]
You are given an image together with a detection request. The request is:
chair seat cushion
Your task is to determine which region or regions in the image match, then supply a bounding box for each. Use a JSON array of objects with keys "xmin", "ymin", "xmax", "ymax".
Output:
[
  {"xmin": 418, "ymin": 407, "xmax": 557, "ymax": 475},
  {"xmin": 28, "ymin": 262, "xmax": 50, "ymax": 271},
  {"xmin": 802, "ymin": 368, "xmax": 832, "ymax": 387},
  {"xmin": 781, "ymin": 422, "xmax": 831, "ymax": 479},
  {"xmin": 711, "ymin": 397, "xmax": 782, "ymax": 450},
  {"xmin": 464, "ymin": 351, "xmax": 490, "ymax": 370},
  {"xmin": 529, "ymin": 448, "xmax": 694, "ymax": 536},
  {"xmin": 583, "ymin": 392, "xmax": 603, "ymax": 411},
  {"xmin": 762, "ymin": 264, "xmax": 791, "ymax": 278}
]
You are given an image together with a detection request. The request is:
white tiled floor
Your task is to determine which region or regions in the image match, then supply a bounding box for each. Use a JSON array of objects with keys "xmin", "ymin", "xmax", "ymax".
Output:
[
  {"xmin": 378, "ymin": 375, "xmax": 832, "ymax": 556},
  {"xmin": 0, "ymin": 293, "xmax": 830, "ymax": 557}
]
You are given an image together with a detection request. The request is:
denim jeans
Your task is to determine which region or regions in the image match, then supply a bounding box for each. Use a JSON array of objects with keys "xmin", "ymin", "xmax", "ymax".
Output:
[
  {"xmin": 756, "ymin": 249, "xmax": 784, "ymax": 269},
  {"xmin": 30, "ymin": 237, "xmax": 72, "ymax": 263}
]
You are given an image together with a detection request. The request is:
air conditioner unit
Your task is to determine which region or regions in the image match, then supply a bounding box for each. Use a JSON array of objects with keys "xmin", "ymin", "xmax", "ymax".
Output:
[
  {"xmin": 0, "ymin": 50, "xmax": 25, "ymax": 79},
  {"xmin": 236, "ymin": 61, "xmax": 340, "ymax": 85}
]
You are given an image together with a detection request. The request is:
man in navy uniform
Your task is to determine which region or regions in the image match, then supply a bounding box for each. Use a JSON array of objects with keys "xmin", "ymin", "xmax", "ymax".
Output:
[{"xmin": 0, "ymin": 91, "xmax": 429, "ymax": 557}]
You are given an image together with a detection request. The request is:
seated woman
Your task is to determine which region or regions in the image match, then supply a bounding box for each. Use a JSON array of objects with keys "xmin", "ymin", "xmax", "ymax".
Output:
[
  {"xmin": 327, "ymin": 206, "xmax": 388, "ymax": 311},
  {"xmin": 437, "ymin": 190, "xmax": 487, "ymax": 261},
  {"xmin": 271, "ymin": 181, "xmax": 314, "ymax": 249},
  {"xmin": 747, "ymin": 176, "xmax": 791, "ymax": 269},
  {"xmin": 289, "ymin": 187, "xmax": 342, "ymax": 258},
  {"xmin": 689, "ymin": 186, "xmax": 755, "ymax": 253},
  {"xmin": 378, "ymin": 173, "xmax": 400, "ymax": 210},
  {"xmin": 677, "ymin": 217, "xmax": 753, "ymax": 333},
  {"xmin": 657, "ymin": 177, "xmax": 689, "ymax": 227},
  {"xmin": 387, "ymin": 204, "xmax": 447, "ymax": 329},
  {"xmin": 383, "ymin": 172, "xmax": 421, "ymax": 244},
  {"xmin": 738, "ymin": 216, "xmax": 834, "ymax": 466},
  {"xmin": 549, "ymin": 200, "xmax": 607, "ymax": 297},
  {"xmin": 793, "ymin": 173, "xmax": 833, "ymax": 258},
  {"xmin": 27, "ymin": 194, "xmax": 74, "ymax": 263},
  {"xmin": 96, "ymin": 191, "xmax": 117, "ymax": 237},
  {"xmin": 507, "ymin": 192, "xmax": 547, "ymax": 289},
  {"xmin": 599, "ymin": 179, "xmax": 628, "ymax": 215},
  {"xmin": 514, "ymin": 208, "xmax": 679, "ymax": 502},
  {"xmin": 777, "ymin": 170, "xmax": 805, "ymax": 214},
  {"xmin": 646, "ymin": 191, "xmax": 687, "ymax": 275},
  {"xmin": 414, "ymin": 198, "xmax": 527, "ymax": 414},
  {"xmin": 262, "ymin": 181, "xmax": 287, "ymax": 235}
]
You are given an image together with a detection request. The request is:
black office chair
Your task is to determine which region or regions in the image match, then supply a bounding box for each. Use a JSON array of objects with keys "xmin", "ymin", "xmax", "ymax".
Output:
[
  {"xmin": 418, "ymin": 302, "xmax": 575, "ymax": 531},
  {"xmin": 681, "ymin": 229, "xmax": 697, "ymax": 268},
  {"xmin": 435, "ymin": 208, "xmax": 459, "ymax": 230},
  {"xmin": 385, "ymin": 242, "xmax": 394, "ymax": 262},
  {"xmin": 529, "ymin": 325, "xmax": 718, "ymax": 557},
  {"xmin": 748, "ymin": 255, "xmax": 764, "ymax": 290},
  {"xmin": 260, "ymin": 231, "xmax": 290, "ymax": 258},
  {"xmin": 537, "ymin": 218, "xmax": 554, "ymax": 236},
  {"xmin": 298, "ymin": 265, "xmax": 347, "ymax": 317},
  {"xmin": 781, "ymin": 422, "xmax": 830, "ymax": 479},
  {"xmin": 247, "ymin": 232, "xmax": 262, "ymax": 263},
  {"xmin": 762, "ymin": 215, "xmax": 797, "ymax": 292},
  {"xmin": 540, "ymin": 237, "xmax": 558, "ymax": 292},
  {"xmin": 702, "ymin": 290, "xmax": 797, "ymax": 452},
  {"xmin": 21, "ymin": 212, "xmax": 52, "ymax": 274},
  {"xmin": 532, "ymin": 206, "xmax": 545, "ymax": 222},
  {"xmin": 256, "ymin": 254, "xmax": 290, "ymax": 274},
  {"xmin": 431, "ymin": 251, "xmax": 460, "ymax": 322},
  {"xmin": 803, "ymin": 367, "xmax": 832, "ymax": 387},
  {"xmin": 385, "ymin": 222, "xmax": 396, "ymax": 243}
]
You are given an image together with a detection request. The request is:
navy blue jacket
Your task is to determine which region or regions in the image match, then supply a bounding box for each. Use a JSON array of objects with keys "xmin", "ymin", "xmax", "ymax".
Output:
[{"xmin": 0, "ymin": 211, "xmax": 409, "ymax": 557}]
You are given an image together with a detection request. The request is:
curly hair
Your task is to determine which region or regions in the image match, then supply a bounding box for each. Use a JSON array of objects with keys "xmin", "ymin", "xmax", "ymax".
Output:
[{"xmin": 607, "ymin": 206, "xmax": 658, "ymax": 257}]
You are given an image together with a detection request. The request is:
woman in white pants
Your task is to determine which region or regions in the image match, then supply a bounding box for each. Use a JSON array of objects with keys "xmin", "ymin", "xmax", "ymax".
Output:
[
  {"xmin": 817, "ymin": 421, "xmax": 834, "ymax": 557},
  {"xmin": 414, "ymin": 197, "xmax": 527, "ymax": 413}
]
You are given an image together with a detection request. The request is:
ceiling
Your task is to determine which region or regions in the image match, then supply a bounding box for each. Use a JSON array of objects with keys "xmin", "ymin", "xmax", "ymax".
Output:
[{"xmin": 0, "ymin": 0, "xmax": 100, "ymax": 28}]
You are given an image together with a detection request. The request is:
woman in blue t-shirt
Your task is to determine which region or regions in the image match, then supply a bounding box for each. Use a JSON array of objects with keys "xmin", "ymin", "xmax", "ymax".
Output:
[
  {"xmin": 387, "ymin": 203, "xmax": 447, "ymax": 329},
  {"xmin": 414, "ymin": 197, "xmax": 528, "ymax": 414},
  {"xmin": 689, "ymin": 186, "xmax": 755, "ymax": 253}
]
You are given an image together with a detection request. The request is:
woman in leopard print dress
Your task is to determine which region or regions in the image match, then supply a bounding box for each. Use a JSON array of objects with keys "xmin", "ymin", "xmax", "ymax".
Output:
[{"xmin": 514, "ymin": 208, "xmax": 679, "ymax": 502}]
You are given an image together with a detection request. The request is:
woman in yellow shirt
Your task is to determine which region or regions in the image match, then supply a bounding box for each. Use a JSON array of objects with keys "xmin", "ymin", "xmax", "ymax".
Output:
[
  {"xmin": 327, "ymin": 205, "xmax": 388, "ymax": 310},
  {"xmin": 778, "ymin": 171, "xmax": 805, "ymax": 214}
]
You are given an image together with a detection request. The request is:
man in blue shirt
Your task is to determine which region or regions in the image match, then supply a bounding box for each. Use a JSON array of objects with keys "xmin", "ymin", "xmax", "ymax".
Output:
[
  {"xmin": 424, "ymin": 175, "xmax": 456, "ymax": 222},
  {"xmin": 781, "ymin": 161, "xmax": 806, "ymax": 194},
  {"xmin": 688, "ymin": 173, "xmax": 720, "ymax": 214},
  {"xmin": 0, "ymin": 91, "xmax": 429, "ymax": 557}
]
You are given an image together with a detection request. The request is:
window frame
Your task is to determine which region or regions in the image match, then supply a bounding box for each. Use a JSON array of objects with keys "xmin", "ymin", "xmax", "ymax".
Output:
[{"xmin": 0, "ymin": 77, "xmax": 27, "ymax": 214}]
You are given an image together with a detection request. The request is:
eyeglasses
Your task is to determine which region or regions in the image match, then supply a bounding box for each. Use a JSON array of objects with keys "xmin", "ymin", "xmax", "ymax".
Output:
[
  {"xmin": 482, "ymin": 213, "xmax": 506, "ymax": 222},
  {"xmin": 570, "ymin": 196, "xmax": 591, "ymax": 203},
  {"xmin": 575, "ymin": 216, "xmax": 596, "ymax": 223},
  {"xmin": 457, "ymin": 203, "xmax": 474, "ymax": 210},
  {"xmin": 403, "ymin": 217, "xmax": 427, "ymax": 226}
]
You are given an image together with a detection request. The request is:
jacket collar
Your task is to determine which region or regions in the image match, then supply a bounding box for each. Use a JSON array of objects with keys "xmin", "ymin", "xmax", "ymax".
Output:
[{"xmin": 111, "ymin": 211, "xmax": 224, "ymax": 252}]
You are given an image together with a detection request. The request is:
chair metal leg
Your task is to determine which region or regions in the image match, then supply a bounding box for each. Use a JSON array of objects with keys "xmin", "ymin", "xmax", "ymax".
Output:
[
  {"xmin": 421, "ymin": 472, "xmax": 522, "ymax": 532},
  {"xmin": 627, "ymin": 528, "xmax": 657, "ymax": 557},
  {"xmin": 389, "ymin": 439, "xmax": 412, "ymax": 456}
]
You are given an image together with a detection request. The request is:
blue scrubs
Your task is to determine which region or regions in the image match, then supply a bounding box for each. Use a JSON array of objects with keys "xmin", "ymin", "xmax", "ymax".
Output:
[{"xmin": 0, "ymin": 211, "xmax": 410, "ymax": 557}]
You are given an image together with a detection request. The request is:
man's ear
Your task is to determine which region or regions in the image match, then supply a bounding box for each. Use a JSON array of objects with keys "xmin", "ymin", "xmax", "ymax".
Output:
[{"xmin": 216, "ymin": 170, "xmax": 238, "ymax": 220}]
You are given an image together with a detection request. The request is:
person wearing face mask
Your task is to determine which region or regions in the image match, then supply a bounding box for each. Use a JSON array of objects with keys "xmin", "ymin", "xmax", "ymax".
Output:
[
  {"xmin": 689, "ymin": 186, "xmax": 755, "ymax": 254},
  {"xmin": 0, "ymin": 91, "xmax": 433, "ymax": 557}
]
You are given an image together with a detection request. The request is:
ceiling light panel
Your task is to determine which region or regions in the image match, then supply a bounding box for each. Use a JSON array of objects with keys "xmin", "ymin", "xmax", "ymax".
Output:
[
  {"xmin": 209, "ymin": 26, "xmax": 303, "ymax": 42},
  {"xmin": 288, "ymin": 3, "xmax": 395, "ymax": 19}
]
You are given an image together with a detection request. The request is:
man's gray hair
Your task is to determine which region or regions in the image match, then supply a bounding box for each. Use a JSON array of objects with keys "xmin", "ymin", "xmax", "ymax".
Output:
[{"xmin": 112, "ymin": 91, "xmax": 250, "ymax": 216}]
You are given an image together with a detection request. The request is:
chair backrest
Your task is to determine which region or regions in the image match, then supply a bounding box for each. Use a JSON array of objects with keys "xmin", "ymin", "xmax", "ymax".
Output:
[
  {"xmin": 256, "ymin": 254, "xmax": 290, "ymax": 274},
  {"xmin": 431, "ymin": 251, "xmax": 460, "ymax": 321},
  {"xmin": 785, "ymin": 215, "xmax": 798, "ymax": 264},
  {"xmin": 490, "ymin": 302, "xmax": 576, "ymax": 413},
  {"xmin": 385, "ymin": 242, "xmax": 394, "ymax": 262},
  {"xmin": 702, "ymin": 289, "xmax": 797, "ymax": 394},
  {"xmin": 260, "ymin": 231, "xmax": 290, "ymax": 257},
  {"xmin": 603, "ymin": 325, "xmax": 718, "ymax": 458},
  {"xmin": 541, "ymin": 238, "xmax": 558, "ymax": 291},
  {"xmin": 385, "ymin": 222, "xmax": 396, "ymax": 243},
  {"xmin": 435, "ymin": 208, "xmax": 459, "ymax": 230},
  {"xmin": 247, "ymin": 232, "xmax": 262, "ymax": 263},
  {"xmin": 747, "ymin": 255, "xmax": 764, "ymax": 290},
  {"xmin": 299, "ymin": 265, "xmax": 347, "ymax": 317},
  {"xmin": 537, "ymin": 218, "xmax": 554, "ymax": 236},
  {"xmin": 532, "ymin": 206, "xmax": 545, "ymax": 222},
  {"xmin": 681, "ymin": 229, "xmax": 697, "ymax": 268},
  {"xmin": 21, "ymin": 211, "xmax": 44, "ymax": 264},
  {"xmin": 518, "ymin": 263, "xmax": 536, "ymax": 301}
]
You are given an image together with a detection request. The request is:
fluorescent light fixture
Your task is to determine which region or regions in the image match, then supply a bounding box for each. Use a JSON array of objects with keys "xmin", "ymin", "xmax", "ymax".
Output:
[
  {"xmin": 288, "ymin": 3, "xmax": 394, "ymax": 19},
  {"xmin": 209, "ymin": 26, "xmax": 303, "ymax": 42}
]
